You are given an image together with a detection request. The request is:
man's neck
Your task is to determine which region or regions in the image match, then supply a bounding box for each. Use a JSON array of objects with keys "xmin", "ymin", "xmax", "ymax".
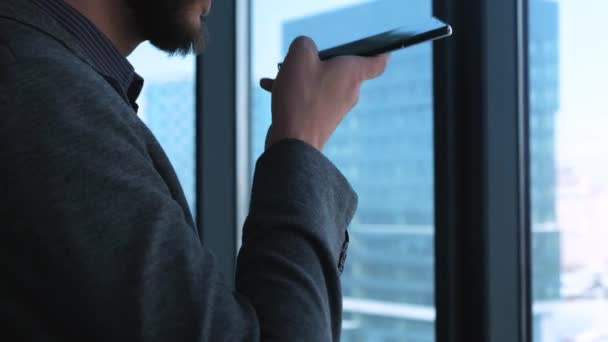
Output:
[{"xmin": 64, "ymin": 0, "xmax": 142, "ymax": 56}]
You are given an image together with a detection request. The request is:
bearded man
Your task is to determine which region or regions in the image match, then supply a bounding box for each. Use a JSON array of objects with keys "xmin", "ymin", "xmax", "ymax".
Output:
[{"xmin": 0, "ymin": 0, "xmax": 389, "ymax": 340}]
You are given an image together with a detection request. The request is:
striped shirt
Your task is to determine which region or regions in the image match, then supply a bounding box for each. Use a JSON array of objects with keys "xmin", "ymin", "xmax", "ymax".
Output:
[{"xmin": 32, "ymin": 0, "xmax": 143, "ymax": 111}]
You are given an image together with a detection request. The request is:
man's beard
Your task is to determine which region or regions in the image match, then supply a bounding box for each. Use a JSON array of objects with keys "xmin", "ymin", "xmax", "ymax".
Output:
[{"xmin": 125, "ymin": 0, "xmax": 208, "ymax": 56}]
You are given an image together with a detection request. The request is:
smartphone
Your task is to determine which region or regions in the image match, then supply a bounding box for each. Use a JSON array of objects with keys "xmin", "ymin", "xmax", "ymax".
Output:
[{"xmin": 278, "ymin": 17, "xmax": 452, "ymax": 69}]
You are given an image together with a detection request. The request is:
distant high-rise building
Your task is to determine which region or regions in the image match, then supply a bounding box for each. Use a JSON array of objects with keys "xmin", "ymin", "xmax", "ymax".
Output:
[
  {"xmin": 529, "ymin": 1, "xmax": 560, "ymax": 341},
  {"xmin": 529, "ymin": 0, "xmax": 561, "ymax": 301}
]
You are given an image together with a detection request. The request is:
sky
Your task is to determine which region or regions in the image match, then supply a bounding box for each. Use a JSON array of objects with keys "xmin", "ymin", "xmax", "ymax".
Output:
[
  {"xmin": 128, "ymin": 43, "xmax": 195, "ymax": 82},
  {"xmin": 552, "ymin": 0, "xmax": 608, "ymax": 182}
]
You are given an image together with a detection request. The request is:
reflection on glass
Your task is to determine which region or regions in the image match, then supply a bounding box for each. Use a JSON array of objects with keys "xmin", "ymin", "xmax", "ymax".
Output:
[
  {"xmin": 128, "ymin": 44, "xmax": 196, "ymax": 214},
  {"xmin": 251, "ymin": 0, "xmax": 435, "ymax": 340},
  {"xmin": 530, "ymin": 1, "xmax": 608, "ymax": 341}
]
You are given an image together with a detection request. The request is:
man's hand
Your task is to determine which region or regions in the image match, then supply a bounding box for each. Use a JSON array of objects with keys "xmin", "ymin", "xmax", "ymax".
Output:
[{"xmin": 260, "ymin": 36, "xmax": 390, "ymax": 151}]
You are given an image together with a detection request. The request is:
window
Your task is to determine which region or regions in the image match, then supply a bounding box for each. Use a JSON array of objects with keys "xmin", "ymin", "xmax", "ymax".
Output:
[
  {"xmin": 250, "ymin": 0, "xmax": 435, "ymax": 340},
  {"xmin": 530, "ymin": 0, "xmax": 608, "ymax": 340},
  {"xmin": 128, "ymin": 44, "xmax": 197, "ymax": 214}
]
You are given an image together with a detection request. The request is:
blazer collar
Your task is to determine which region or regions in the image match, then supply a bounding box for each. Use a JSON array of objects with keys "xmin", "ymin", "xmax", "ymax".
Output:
[{"xmin": 0, "ymin": 0, "xmax": 98, "ymax": 71}]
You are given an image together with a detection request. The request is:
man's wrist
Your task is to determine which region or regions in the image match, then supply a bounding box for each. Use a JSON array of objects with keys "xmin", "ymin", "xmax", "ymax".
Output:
[{"xmin": 265, "ymin": 126, "xmax": 324, "ymax": 152}]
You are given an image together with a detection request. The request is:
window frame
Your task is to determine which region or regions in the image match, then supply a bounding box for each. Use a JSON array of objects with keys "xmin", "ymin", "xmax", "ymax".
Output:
[
  {"xmin": 196, "ymin": 0, "xmax": 242, "ymax": 284},
  {"xmin": 433, "ymin": 0, "xmax": 532, "ymax": 341}
]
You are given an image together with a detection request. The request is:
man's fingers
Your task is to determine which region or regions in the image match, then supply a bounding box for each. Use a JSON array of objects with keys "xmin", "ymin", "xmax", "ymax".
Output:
[
  {"xmin": 359, "ymin": 53, "xmax": 391, "ymax": 81},
  {"xmin": 260, "ymin": 78, "xmax": 275, "ymax": 92}
]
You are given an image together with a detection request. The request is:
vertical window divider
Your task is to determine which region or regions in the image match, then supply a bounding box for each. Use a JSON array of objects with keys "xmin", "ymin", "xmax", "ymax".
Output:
[
  {"xmin": 518, "ymin": 1, "xmax": 533, "ymax": 341},
  {"xmin": 235, "ymin": 0, "xmax": 251, "ymax": 252},
  {"xmin": 433, "ymin": 0, "xmax": 530, "ymax": 341},
  {"xmin": 196, "ymin": 0, "xmax": 238, "ymax": 284}
]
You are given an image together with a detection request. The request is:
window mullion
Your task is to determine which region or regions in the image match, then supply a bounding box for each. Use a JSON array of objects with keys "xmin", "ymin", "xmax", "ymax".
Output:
[{"xmin": 433, "ymin": 0, "xmax": 529, "ymax": 341}]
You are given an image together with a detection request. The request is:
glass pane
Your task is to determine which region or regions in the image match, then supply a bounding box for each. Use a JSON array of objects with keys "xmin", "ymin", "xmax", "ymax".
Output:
[
  {"xmin": 251, "ymin": 0, "xmax": 435, "ymax": 340},
  {"xmin": 128, "ymin": 44, "xmax": 197, "ymax": 214},
  {"xmin": 530, "ymin": 1, "xmax": 608, "ymax": 341}
]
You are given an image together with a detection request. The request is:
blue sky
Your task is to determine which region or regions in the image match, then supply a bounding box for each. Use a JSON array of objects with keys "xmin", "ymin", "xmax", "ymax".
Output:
[
  {"xmin": 558, "ymin": 0, "xmax": 608, "ymax": 114},
  {"xmin": 549, "ymin": 0, "xmax": 608, "ymax": 181}
]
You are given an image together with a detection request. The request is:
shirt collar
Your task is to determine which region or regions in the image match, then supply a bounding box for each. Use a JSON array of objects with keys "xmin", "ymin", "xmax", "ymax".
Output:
[{"xmin": 32, "ymin": 0, "xmax": 143, "ymax": 109}]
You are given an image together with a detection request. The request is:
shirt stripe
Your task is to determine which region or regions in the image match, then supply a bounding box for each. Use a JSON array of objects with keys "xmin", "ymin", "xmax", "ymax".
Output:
[{"xmin": 32, "ymin": 0, "xmax": 143, "ymax": 109}]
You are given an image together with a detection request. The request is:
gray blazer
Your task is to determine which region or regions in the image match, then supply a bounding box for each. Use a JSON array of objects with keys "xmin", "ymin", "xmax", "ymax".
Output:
[{"xmin": 0, "ymin": 0, "xmax": 356, "ymax": 341}]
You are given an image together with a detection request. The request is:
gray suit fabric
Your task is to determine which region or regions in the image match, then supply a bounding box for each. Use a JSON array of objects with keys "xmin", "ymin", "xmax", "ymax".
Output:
[{"xmin": 0, "ymin": 0, "xmax": 357, "ymax": 341}]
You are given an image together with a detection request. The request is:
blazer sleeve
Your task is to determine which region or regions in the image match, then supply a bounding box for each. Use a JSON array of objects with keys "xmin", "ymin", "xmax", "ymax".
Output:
[{"xmin": 0, "ymin": 58, "xmax": 357, "ymax": 342}]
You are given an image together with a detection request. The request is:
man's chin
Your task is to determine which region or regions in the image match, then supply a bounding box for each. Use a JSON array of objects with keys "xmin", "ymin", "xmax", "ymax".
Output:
[
  {"xmin": 126, "ymin": 0, "xmax": 207, "ymax": 56},
  {"xmin": 149, "ymin": 24, "xmax": 206, "ymax": 56}
]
